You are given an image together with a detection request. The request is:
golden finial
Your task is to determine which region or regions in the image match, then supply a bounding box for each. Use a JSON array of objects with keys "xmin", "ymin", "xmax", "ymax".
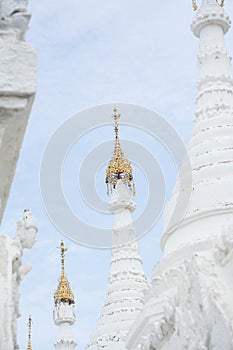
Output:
[
  {"xmin": 54, "ymin": 241, "xmax": 75, "ymax": 306},
  {"xmin": 105, "ymin": 107, "xmax": 136, "ymax": 196},
  {"xmin": 113, "ymin": 106, "xmax": 120, "ymax": 138},
  {"xmin": 192, "ymin": 0, "xmax": 198, "ymax": 11},
  {"xmin": 220, "ymin": 0, "xmax": 224, "ymax": 7},
  {"xmin": 60, "ymin": 240, "xmax": 68, "ymax": 270},
  {"xmin": 27, "ymin": 316, "xmax": 32, "ymax": 350}
]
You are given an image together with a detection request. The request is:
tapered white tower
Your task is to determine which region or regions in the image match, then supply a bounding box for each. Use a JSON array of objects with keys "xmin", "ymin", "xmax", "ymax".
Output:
[
  {"xmin": 127, "ymin": 1, "xmax": 233, "ymax": 349},
  {"xmin": 86, "ymin": 108, "xmax": 147, "ymax": 349},
  {"xmin": 53, "ymin": 242, "xmax": 77, "ymax": 350},
  {"xmin": 162, "ymin": 0, "xmax": 233, "ymax": 254}
]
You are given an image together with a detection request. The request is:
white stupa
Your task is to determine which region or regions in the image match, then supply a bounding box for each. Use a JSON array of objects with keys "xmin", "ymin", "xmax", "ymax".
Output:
[
  {"xmin": 162, "ymin": 0, "xmax": 233, "ymax": 254},
  {"xmin": 86, "ymin": 108, "xmax": 148, "ymax": 349},
  {"xmin": 127, "ymin": 1, "xmax": 233, "ymax": 349}
]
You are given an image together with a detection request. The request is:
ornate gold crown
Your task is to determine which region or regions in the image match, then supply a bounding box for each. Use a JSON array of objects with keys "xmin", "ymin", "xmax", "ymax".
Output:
[
  {"xmin": 105, "ymin": 107, "xmax": 135, "ymax": 195},
  {"xmin": 192, "ymin": 0, "xmax": 224, "ymax": 11},
  {"xmin": 27, "ymin": 316, "xmax": 32, "ymax": 350},
  {"xmin": 54, "ymin": 241, "xmax": 75, "ymax": 305}
]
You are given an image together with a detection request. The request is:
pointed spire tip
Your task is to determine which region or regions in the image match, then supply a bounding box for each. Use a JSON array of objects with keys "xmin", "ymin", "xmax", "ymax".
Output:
[{"xmin": 27, "ymin": 315, "xmax": 32, "ymax": 350}]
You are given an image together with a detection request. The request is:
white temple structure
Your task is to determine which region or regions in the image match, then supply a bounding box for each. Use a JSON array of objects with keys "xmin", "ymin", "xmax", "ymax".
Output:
[{"xmin": 1, "ymin": 0, "xmax": 233, "ymax": 349}]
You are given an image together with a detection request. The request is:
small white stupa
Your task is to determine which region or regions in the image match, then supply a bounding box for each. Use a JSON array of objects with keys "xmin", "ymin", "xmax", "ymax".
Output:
[{"xmin": 53, "ymin": 241, "xmax": 77, "ymax": 350}]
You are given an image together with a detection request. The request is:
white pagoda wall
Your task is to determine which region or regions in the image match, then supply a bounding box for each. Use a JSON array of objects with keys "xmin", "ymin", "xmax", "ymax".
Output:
[{"xmin": 0, "ymin": 0, "xmax": 36, "ymax": 222}]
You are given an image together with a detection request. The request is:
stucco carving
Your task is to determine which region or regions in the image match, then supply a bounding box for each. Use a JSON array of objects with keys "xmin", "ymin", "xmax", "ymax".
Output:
[
  {"xmin": 214, "ymin": 225, "xmax": 233, "ymax": 266},
  {"xmin": 0, "ymin": 210, "xmax": 37, "ymax": 350},
  {"xmin": 0, "ymin": 0, "xmax": 31, "ymax": 40},
  {"xmin": 0, "ymin": 0, "xmax": 36, "ymax": 224},
  {"xmin": 128, "ymin": 242, "xmax": 233, "ymax": 350}
]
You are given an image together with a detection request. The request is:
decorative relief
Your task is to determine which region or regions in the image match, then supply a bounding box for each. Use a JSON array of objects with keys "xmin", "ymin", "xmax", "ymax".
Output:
[
  {"xmin": 191, "ymin": 0, "xmax": 231, "ymax": 38},
  {"xmin": 131, "ymin": 238, "xmax": 233, "ymax": 350},
  {"xmin": 214, "ymin": 225, "xmax": 233, "ymax": 266},
  {"xmin": 0, "ymin": 0, "xmax": 31, "ymax": 40},
  {"xmin": 0, "ymin": 210, "xmax": 37, "ymax": 350}
]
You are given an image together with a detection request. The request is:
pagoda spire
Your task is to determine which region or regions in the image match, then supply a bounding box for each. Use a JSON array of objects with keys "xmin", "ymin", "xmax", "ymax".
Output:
[
  {"xmin": 106, "ymin": 107, "xmax": 135, "ymax": 195},
  {"xmin": 54, "ymin": 241, "xmax": 74, "ymax": 306},
  {"xmin": 86, "ymin": 108, "xmax": 147, "ymax": 350},
  {"xmin": 53, "ymin": 241, "xmax": 77, "ymax": 350},
  {"xmin": 161, "ymin": 0, "xmax": 233, "ymax": 254},
  {"xmin": 27, "ymin": 316, "xmax": 32, "ymax": 350}
]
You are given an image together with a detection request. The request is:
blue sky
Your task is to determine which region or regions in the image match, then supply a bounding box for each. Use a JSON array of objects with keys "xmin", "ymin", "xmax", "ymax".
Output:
[{"xmin": 1, "ymin": 1, "xmax": 233, "ymax": 349}]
